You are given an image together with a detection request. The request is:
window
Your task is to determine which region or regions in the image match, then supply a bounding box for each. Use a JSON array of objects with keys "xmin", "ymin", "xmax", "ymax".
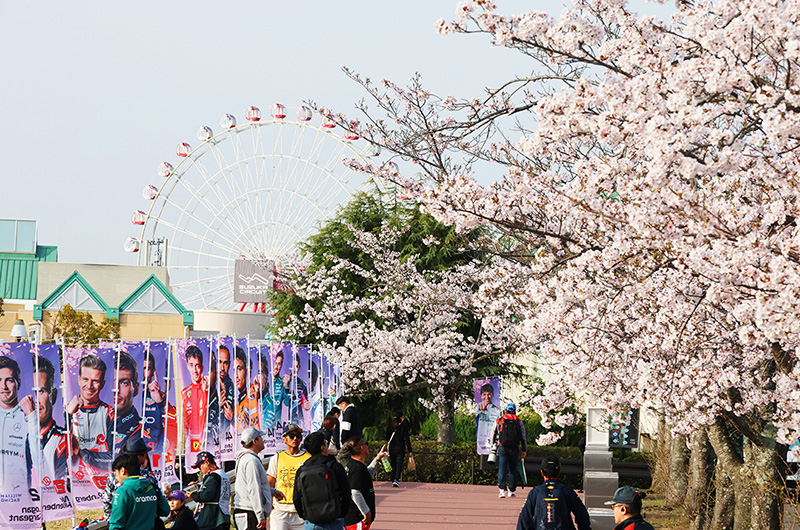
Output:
[{"xmin": 0, "ymin": 219, "xmax": 37, "ymax": 253}]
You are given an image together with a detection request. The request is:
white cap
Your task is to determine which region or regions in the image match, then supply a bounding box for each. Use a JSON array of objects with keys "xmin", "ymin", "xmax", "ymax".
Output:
[{"xmin": 241, "ymin": 426, "xmax": 267, "ymax": 445}]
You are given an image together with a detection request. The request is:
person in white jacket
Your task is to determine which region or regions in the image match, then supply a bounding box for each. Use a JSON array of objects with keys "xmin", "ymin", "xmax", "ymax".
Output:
[{"xmin": 234, "ymin": 427, "xmax": 285, "ymax": 530}]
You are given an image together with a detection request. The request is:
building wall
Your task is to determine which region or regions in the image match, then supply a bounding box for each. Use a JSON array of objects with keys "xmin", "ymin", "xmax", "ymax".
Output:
[
  {"xmin": 118, "ymin": 313, "xmax": 186, "ymax": 340},
  {"xmin": 0, "ymin": 302, "xmax": 30, "ymax": 341},
  {"xmin": 37, "ymin": 263, "xmax": 170, "ymax": 307},
  {"xmin": 192, "ymin": 310, "xmax": 270, "ymax": 339}
]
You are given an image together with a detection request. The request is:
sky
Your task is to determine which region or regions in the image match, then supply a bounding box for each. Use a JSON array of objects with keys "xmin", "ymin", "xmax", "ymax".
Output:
[{"xmin": 0, "ymin": 1, "xmax": 675, "ymax": 268}]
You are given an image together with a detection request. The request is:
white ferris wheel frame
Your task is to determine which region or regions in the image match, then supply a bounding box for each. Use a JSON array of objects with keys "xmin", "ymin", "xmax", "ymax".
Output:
[{"xmin": 135, "ymin": 117, "xmax": 379, "ymax": 310}]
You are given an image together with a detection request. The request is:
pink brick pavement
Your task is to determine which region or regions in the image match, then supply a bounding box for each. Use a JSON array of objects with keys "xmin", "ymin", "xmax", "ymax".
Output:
[{"xmin": 370, "ymin": 481, "xmax": 530, "ymax": 530}]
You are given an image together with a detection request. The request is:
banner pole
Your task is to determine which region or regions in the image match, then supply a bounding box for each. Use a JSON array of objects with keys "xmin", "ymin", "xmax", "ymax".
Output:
[
  {"xmin": 60, "ymin": 339, "xmax": 78, "ymax": 528},
  {"xmin": 139, "ymin": 339, "xmax": 149, "ymax": 442},
  {"xmin": 32, "ymin": 332, "xmax": 45, "ymax": 526},
  {"xmin": 163, "ymin": 338, "xmax": 172, "ymax": 485},
  {"xmin": 112, "ymin": 341, "xmax": 122, "ymax": 456}
]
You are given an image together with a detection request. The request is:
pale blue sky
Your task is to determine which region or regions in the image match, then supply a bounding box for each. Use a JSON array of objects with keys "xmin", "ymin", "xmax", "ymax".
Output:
[{"xmin": 0, "ymin": 1, "xmax": 673, "ymax": 266}]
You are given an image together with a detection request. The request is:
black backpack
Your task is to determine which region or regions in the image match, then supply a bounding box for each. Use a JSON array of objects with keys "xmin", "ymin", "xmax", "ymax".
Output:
[
  {"xmin": 297, "ymin": 460, "xmax": 342, "ymax": 524},
  {"xmin": 498, "ymin": 417, "xmax": 521, "ymax": 448},
  {"xmin": 536, "ymin": 482, "xmax": 564, "ymax": 530}
]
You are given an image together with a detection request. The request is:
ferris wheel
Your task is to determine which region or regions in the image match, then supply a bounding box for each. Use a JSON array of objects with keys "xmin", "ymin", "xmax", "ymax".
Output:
[{"xmin": 125, "ymin": 104, "xmax": 386, "ymax": 311}]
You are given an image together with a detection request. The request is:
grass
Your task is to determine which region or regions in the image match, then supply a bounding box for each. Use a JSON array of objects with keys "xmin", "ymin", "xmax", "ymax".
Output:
[
  {"xmin": 642, "ymin": 495, "xmax": 690, "ymax": 529},
  {"xmin": 46, "ymin": 509, "xmax": 103, "ymax": 530}
]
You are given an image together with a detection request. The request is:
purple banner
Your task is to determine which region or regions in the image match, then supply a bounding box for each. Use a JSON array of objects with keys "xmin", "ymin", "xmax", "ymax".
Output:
[{"xmin": 176, "ymin": 339, "xmax": 210, "ymax": 473}]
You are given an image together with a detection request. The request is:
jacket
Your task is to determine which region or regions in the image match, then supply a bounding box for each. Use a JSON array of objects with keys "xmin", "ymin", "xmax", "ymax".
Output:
[
  {"xmin": 491, "ymin": 413, "xmax": 527, "ymax": 452},
  {"xmin": 340, "ymin": 404, "xmax": 362, "ymax": 444},
  {"xmin": 614, "ymin": 514, "xmax": 654, "ymax": 530},
  {"xmin": 108, "ymin": 475, "xmax": 169, "ymax": 530},
  {"xmin": 167, "ymin": 505, "xmax": 200, "ymax": 530},
  {"xmin": 292, "ymin": 454, "xmax": 350, "ymax": 521},
  {"xmin": 234, "ymin": 448, "xmax": 272, "ymax": 520},
  {"xmin": 385, "ymin": 420, "xmax": 413, "ymax": 454},
  {"xmin": 191, "ymin": 468, "xmax": 231, "ymax": 530},
  {"xmin": 516, "ymin": 479, "xmax": 590, "ymax": 530}
]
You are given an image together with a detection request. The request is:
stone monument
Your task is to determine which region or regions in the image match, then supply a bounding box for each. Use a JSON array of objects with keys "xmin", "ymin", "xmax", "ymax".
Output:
[{"xmin": 584, "ymin": 407, "xmax": 618, "ymax": 530}]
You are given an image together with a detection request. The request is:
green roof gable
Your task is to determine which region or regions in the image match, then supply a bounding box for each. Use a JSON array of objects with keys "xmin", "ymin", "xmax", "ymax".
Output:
[
  {"xmin": 33, "ymin": 270, "xmax": 109, "ymax": 320},
  {"xmin": 118, "ymin": 274, "xmax": 193, "ymax": 326}
]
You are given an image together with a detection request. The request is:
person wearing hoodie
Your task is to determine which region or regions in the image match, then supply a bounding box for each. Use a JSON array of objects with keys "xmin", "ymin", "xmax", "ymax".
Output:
[
  {"xmin": 490, "ymin": 403, "xmax": 527, "ymax": 498},
  {"xmin": 234, "ymin": 427, "xmax": 286, "ymax": 530},
  {"xmin": 109, "ymin": 453, "xmax": 169, "ymax": 530}
]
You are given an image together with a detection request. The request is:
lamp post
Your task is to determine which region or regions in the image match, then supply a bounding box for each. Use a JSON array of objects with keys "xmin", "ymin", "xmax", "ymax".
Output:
[{"xmin": 10, "ymin": 319, "xmax": 28, "ymax": 342}]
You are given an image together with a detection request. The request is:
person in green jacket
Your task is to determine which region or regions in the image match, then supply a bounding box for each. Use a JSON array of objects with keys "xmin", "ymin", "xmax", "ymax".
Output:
[
  {"xmin": 109, "ymin": 453, "xmax": 169, "ymax": 530},
  {"xmin": 190, "ymin": 451, "xmax": 231, "ymax": 530}
]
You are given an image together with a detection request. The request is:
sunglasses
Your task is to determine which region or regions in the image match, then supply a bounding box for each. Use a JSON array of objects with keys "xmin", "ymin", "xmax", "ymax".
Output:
[{"xmin": 285, "ymin": 432, "xmax": 302, "ymax": 440}]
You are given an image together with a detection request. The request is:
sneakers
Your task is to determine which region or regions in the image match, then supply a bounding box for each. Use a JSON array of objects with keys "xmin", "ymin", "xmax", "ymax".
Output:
[
  {"xmin": 499, "ymin": 489, "xmax": 506, "ymax": 498},
  {"xmin": 508, "ymin": 490, "xmax": 517, "ymax": 498},
  {"xmin": 392, "ymin": 480, "xmax": 400, "ymax": 488}
]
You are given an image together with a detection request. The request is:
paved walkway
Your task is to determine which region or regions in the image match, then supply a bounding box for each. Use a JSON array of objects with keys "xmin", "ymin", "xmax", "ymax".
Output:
[{"xmin": 371, "ymin": 481, "xmax": 528, "ymax": 530}]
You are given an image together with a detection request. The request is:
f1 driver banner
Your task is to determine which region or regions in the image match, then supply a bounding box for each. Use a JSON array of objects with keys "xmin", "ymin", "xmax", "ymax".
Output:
[
  {"xmin": 35, "ymin": 343, "xmax": 73, "ymax": 523},
  {"xmin": 0, "ymin": 342, "xmax": 42, "ymax": 530},
  {"xmin": 217, "ymin": 338, "xmax": 237, "ymax": 461},
  {"xmin": 176, "ymin": 338, "xmax": 211, "ymax": 474},
  {"xmin": 256, "ymin": 344, "xmax": 277, "ymax": 454},
  {"xmin": 63, "ymin": 347, "xmax": 117, "ymax": 510},
  {"xmin": 142, "ymin": 341, "xmax": 178, "ymax": 485}
]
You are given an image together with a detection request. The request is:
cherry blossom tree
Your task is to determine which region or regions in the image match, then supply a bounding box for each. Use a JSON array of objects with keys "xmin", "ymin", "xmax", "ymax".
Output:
[
  {"xmin": 319, "ymin": 0, "xmax": 800, "ymax": 526},
  {"xmin": 269, "ymin": 191, "xmax": 524, "ymax": 442}
]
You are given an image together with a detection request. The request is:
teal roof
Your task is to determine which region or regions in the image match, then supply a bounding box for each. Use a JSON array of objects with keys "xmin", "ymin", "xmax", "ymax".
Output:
[
  {"xmin": 33, "ymin": 270, "xmax": 109, "ymax": 320},
  {"xmin": 118, "ymin": 274, "xmax": 193, "ymax": 326},
  {"xmin": 0, "ymin": 246, "xmax": 58, "ymax": 300}
]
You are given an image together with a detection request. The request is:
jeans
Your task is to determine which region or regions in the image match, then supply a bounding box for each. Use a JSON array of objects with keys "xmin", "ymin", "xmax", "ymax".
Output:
[
  {"xmin": 389, "ymin": 451, "xmax": 404, "ymax": 482},
  {"xmin": 497, "ymin": 445, "xmax": 518, "ymax": 492},
  {"xmin": 304, "ymin": 519, "xmax": 344, "ymax": 530}
]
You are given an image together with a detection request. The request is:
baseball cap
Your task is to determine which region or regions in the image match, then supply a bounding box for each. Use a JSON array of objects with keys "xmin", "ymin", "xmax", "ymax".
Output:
[
  {"xmin": 168, "ymin": 490, "xmax": 186, "ymax": 501},
  {"xmin": 124, "ymin": 437, "xmax": 150, "ymax": 455},
  {"xmin": 191, "ymin": 451, "xmax": 216, "ymax": 469},
  {"xmin": 541, "ymin": 456, "xmax": 561, "ymax": 476},
  {"xmin": 506, "ymin": 403, "xmax": 516, "ymax": 412},
  {"xmin": 283, "ymin": 423, "xmax": 302, "ymax": 436},
  {"xmin": 604, "ymin": 486, "xmax": 646, "ymax": 505},
  {"xmin": 241, "ymin": 426, "xmax": 267, "ymax": 445}
]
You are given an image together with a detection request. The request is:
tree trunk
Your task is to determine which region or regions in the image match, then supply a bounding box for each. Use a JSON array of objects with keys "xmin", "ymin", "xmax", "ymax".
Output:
[
  {"xmin": 708, "ymin": 417, "xmax": 783, "ymax": 529},
  {"xmin": 651, "ymin": 411, "xmax": 670, "ymax": 497},
  {"xmin": 436, "ymin": 397, "xmax": 456, "ymax": 444},
  {"xmin": 710, "ymin": 456, "xmax": 735, "ymax": 530},
  {"xmin": 746, "ymin": 434, "xmax": 781, "ymax": 529},
  {"xmin": 667, "ymin": 433, "xmax": 690, "ymax": 507},
  {"xmin": 687, "ymin": 427, "xmax": 713, "ymax": 530}
]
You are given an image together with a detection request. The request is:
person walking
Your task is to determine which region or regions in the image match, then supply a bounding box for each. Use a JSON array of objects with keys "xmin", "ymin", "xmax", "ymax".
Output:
[
  {"xmin": 516, "ymin": 456, "xmax": 590, "ymax": 530},
  {"xmin": 267, "ymin": 424, "xmax": 311, "ymax": 530},
  {"xmin": 605, "ymin": 486, "xmax": 654, "ymax": 530},
  {"xmin": 165, "ymin": 490, "xmax": 199, "ymax": 530},
  {"xmin": 234, "ymin": 426, "xmax": 286, "ymax": 530},
  {"xmin": 337, "ymin": 437, "xmax": 389, "ymax": 530},
  {"xmin": 190, "ymin": 451, "xmax": 232, "ymax": 530},
  {"xmin": 108, "ymin": 453, "xmax": 170, "ymax": 530},
  {"xmin": 335, "ymin": 397, "xmax": 362, "ymax": 443},
  {"xmin": 384, "ymin": 411, "xmax": 413, "ymax": 488},
  {"xmin": 491, "ymin": 403, "xmax": 527, "ymax": 498},
  {"xmin": 293, "ymin": 431, "xmax": 349, "ymax": 530}
]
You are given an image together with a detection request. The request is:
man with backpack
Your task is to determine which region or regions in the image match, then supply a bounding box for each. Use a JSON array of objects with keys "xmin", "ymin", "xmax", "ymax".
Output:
[
  {"xmin": 516, "ymin": 456, "xmax": 591, "ymax": 530},
  {"xmin": 491, "ymin": 403, "xmax": 528, "ymax": 498},
  {"xmin": 293, "ymin": 431, "xmax": 349, "ymax": 530}
]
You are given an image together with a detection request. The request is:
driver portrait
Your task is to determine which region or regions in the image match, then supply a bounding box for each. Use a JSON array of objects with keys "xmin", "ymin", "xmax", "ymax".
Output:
[{"xmin": 0, "ymin": 355, "xmax": 32, "ymax": 494}]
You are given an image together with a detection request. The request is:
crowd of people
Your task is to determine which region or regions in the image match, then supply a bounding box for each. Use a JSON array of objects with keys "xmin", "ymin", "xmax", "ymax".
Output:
[
  {"xmin": 104, "ymin": 397, "xmax": 652, "ymax": 530},
  {"xmin": 104, "ymin": 396, "xmax": 417, "ymax": 530}
]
